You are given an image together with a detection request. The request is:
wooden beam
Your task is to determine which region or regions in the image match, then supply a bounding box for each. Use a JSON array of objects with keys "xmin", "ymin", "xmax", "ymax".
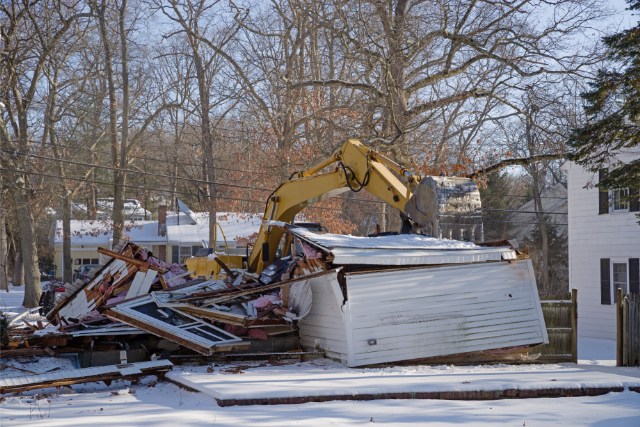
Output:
[
  {"xmin": 97, "ymin": 248, "xmax": 167, "ymax": 272},
  {"xmin": 178, "ymin": 268, "xmax": 340, "ymax": 304}
]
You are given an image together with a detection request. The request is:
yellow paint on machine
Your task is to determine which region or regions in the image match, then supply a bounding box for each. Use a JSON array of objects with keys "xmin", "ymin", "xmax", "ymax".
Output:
[{"xmin": 185, "ymin": 254, "xmax": 244, "ymax": 279}]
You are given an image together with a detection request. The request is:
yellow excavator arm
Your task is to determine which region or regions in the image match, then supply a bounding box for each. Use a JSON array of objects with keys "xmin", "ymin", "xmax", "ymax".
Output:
[{"xmin": 248, "ymin": 139, "xmax": 423, "ymax": 272}]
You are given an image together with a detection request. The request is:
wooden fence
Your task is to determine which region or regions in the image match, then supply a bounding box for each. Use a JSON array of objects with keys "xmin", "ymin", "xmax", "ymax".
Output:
[
  {"xmin": 532, "ymin": 289, "xmax": 578, "ymax": 363},
  {"xmin": 617, "ymin": 289, "xmax": 640, "ymax": 367}
]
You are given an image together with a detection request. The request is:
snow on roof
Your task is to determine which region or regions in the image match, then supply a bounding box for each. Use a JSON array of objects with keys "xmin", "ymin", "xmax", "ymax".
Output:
[
  {"xmin": 166, "ymin": 212, "xmax": 263, "ymax": 245},
  {"xmin": 273, "ymin": 223, "xmax": 514, "ymax": 265},
  {"xmin": 287, "ymin": 225, "xmax": 482, "ymax": 250},
  {"xmin": 53, "ymin": 212, "xmax": 264, "ymax": 246},
  {"xmin": 52, "ymin": 220, "xmax": 165, "ymax": 245}
]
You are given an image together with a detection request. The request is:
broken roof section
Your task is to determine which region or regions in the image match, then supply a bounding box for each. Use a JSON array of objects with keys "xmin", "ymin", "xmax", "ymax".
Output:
[{"xmin": 267, "ymin": 222, "xmax": 515, "ymax": 266}]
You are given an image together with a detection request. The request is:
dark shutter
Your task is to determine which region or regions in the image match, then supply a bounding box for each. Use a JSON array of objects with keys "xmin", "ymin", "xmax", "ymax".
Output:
[
  {"xmin": 192, "ymin": 246, "xmax": 200, "ymax": 256},
  {"xmin": 630, "ymin": 186, "xmax": 640, "ymax": 212},
  {"xmin": 601, "ymin": 258, "xmax": 611, "ymax": 305},
  {"xmin": 598, "ymin": 169, "xmax": 609, "ymax": 214},
  {"xmin": 630, "ymin": 258, "xmax": 640, "ymax": 295},
  {"xmin": 172, "ymin": 245, "xmax": 179, "ymax": 264}
]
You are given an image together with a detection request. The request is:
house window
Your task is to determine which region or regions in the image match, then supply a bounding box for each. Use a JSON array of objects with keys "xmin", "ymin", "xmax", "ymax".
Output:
[
  {"xmin": 613, "ymin": 262, "xmax": 628, "ymax": 302},
  {"xmin": 612, "ymin": 189, "xmax": 629, "ymax": 212},
  {"xmin": 179, "ymin": 246, "xmax": 192, "ymax": 265}
]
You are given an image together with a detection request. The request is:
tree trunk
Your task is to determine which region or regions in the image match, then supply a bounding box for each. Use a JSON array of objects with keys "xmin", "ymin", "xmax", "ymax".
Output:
[
  {"xmin": 12, "ymin": 186, "xmax": 40, "ymax": 307},
  {"xmin": 62, "ymin": 195, "xmax": 72, "ymax": 284},
  {"xmin": 12, "ymin": 251, "xmax": 24, "ymax": 287},
  {"xmin": 96, "ymin": 2, "xmax": 123, "ymax": 244},
  {"xmin": 112, "ymin": 0, "xmax": 130, "ymax": 246},
  {"xmin": 533, "ymin": 179, "xmax": 550, "ymax": 296},
  {"xmin": 88, "ymin": 169, "xmax": 97, "ymax": 220},
  {"xmin": 0, "ymin": 191, "xmax": 8, "ymax": 291},
  {"xmin": 191, "ymin": 39, "xmax": 216, "ymax": 248}
]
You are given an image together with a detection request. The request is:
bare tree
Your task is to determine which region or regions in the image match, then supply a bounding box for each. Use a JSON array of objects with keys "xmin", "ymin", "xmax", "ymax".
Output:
[
  {"xmin": 91, "ymin": 0, "xmax": 182, "ymax": 245},
  {"xmin": 292, "ymin": 0, "xmax": 609, "ymax": 167},
  {"xmin": 0, "ymin": 0, "xmax": 90, "ymax": 306}
]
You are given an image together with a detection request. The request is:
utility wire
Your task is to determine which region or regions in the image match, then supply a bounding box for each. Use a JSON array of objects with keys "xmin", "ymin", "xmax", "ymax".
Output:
[
  {"xmin": 1, "ymin": 149, "xmax": 274, "ymax": 192},
  {"xmin": 0, "ymin": 168, "xmax": 381, "ymax": 215},
  {"xmin": 3, "ymin": 143, "xmax": 279, "ymax": 177},
  {"xmin": 481, "ymin": 209, "xmax": 566, "ymax": 215},
  {"xmin": 483, "ymin": 219, "xmax": 568, "ymax": 226},
  {"xmin": 9, "ymin": 141, "xmax": 569, "ymax": 200},
  {"xmin": 3, "ymin": 148, "xmax": 568, "ymax": 204},
  {"xmin": 1, "ymin": 149, "xmax": 386, "ymax": 204}
]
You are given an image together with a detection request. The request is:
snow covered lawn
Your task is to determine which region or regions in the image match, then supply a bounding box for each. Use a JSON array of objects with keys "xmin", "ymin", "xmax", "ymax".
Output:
[
  {"xmin": 0, "ymin": 377, "xmax": 638, "ymax": 426},
  {"xmin": 166, "ymin": 360, "xmax": 640, "ymax": 401},
  {"xmin": 0, "ymin": 285, "xmax": 34, "ymax": 317}
]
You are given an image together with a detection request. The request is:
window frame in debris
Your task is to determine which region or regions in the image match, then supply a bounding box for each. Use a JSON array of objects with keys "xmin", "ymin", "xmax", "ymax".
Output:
[{"xmin": 110, "ymin": 295, "xmax": 242, "ymax": 348}]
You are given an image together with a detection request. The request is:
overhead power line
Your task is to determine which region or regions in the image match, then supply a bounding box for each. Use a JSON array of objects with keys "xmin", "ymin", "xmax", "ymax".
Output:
[
  {"xmin": 1, "ymin": 149, "xmax": 386, "ymax": 205},
  {"xmin": 483, "ymin": 219, "xmax": 568, "ymax": 226},
  {"xmin": 1, "ymin": 149, "xmax": 274, "ymax": 192},
  {"xmin": 11, "ymin": 139, "xmax": 280, "ymax": 176},
  {"xmin": 0, "ymin": 168, "xmax": 380, "ymax": 215},
  {"xmin": 4, "ymin": 148, "xmax": 568, "ymax": 203},
  {"xmin": 481, "ymin": 209, "xmax": 566, "ymax": 215}
]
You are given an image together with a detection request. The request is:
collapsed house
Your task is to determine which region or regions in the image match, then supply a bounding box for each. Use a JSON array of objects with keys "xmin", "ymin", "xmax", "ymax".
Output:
[
  {"xmin": 262, "ymin": 223, "xmax": 548, "ymax": 367},
  {"xmin": 4, "ymin": 219, "xmax": 547, "ymax": 372},
  {"xmin": 4, "ymin": 140, "xmax": 550, "ymax": 370}
]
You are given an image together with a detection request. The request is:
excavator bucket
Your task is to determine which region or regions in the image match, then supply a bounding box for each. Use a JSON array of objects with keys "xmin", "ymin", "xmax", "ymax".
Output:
[{"xmin": 405, "ymin": 176, "xmax": 483, "ymax": 241}]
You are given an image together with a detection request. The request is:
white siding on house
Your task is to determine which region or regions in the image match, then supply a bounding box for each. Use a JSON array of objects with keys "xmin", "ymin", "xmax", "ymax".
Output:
[
  {"xmin": 299, "ymin": 261, "xmax": 547, "ymax": 367},
  {"xmin": 344, "ymin": 260, "xmax": 547, "ymax": 366},
  {"xmin": 562, "ymin": 160, "xmax": 640, "ymax": 340},
  {"xmin": 298, "ymin": 272, "xmax": 350, "ymax": 363}
]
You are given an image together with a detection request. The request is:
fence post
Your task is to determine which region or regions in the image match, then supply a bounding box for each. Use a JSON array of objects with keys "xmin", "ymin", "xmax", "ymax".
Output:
[
  {"xmin": 616, "ymin": 288, "xmax": 623, "ymax": 367},
  {"xmin": 571, "ymin": 288, "xmax": 578, "ymax": 364}
]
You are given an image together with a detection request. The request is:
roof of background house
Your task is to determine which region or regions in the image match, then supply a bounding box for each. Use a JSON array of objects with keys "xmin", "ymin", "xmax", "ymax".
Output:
[
  {"xmin": 52, "ymin": 212, "xmax": 264, "ymax": 247},
  {"xmin": 52, "ymin": 220, "xmax": 164, "ymax": 245},
  {"xmin": 166, "ymin": 212, "xmax": 263, "ymax": 245}
]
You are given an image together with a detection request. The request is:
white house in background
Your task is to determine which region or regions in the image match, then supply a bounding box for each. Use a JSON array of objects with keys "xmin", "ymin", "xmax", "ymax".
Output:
[
  {"xmin": 50, "ymin": 207, "xmax": 263, "ymax": 279},
  {"xmin": 561, "ymin": 158, "xmax": 640, "ymax": 340}
]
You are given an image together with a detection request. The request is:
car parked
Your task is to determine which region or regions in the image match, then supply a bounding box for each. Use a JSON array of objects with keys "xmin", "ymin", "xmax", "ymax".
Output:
[{"xmin": 72, "ymin": 264, "xmax": 102, "ymax": 283}]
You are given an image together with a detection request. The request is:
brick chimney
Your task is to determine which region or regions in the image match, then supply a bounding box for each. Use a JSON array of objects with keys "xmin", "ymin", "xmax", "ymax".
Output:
[{"xmin": 158, "ymin": 205, "xmax": 167, "ymax": 236}]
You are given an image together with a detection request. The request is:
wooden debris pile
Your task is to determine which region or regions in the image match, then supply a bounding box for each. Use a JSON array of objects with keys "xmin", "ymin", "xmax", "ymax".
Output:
[{"xmin": 4, "ymin": 239, "xmax": 331, "ymax": 358}]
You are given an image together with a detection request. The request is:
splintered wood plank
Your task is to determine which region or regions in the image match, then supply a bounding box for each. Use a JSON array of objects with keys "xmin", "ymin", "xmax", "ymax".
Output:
[
  {"xmin": 136, "ymin": 270, "xmax": 158, "ymax": 297},
  {"xmin": 125, "ymin": 272, "xmax": 148, "ymax": 300}
]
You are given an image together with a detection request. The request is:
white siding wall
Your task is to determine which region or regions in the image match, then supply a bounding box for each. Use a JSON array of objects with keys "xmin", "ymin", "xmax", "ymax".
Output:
[
  {"xmin": 298, "ymin": 273, "xmax": 350, "ymax": 363},
  {"xmin": 563, "ymin": 161, "xmax": 640, "ymax": 340},
  {"xmin": 344, "ymin": 260, "xmax": 546, "ymax": 367}
]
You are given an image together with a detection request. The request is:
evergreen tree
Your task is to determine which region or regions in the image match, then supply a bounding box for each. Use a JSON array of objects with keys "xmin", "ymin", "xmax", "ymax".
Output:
[{"xmin": 568, "ymin": 0, "xmax": 640, "ymax": 214}]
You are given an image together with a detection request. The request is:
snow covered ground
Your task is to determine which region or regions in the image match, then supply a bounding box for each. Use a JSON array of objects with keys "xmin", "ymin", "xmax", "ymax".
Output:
[
  {"xmin": 2, "ymin": 284, "xmax": 638, "ymax": 425},
  {"xmin": 0, "ymin": 283, "xmax": 51, "ymax": 324},
  {"xmin": 166, "ymin": 360, "xmax": 640, "ymax": 401},
  {"xmin": 0, "ymin": 374, "xmax": 638, "ymax": 426},
  {"xmin": 0, "ymin": 284, "xmax": 32, "ymax": 317}
]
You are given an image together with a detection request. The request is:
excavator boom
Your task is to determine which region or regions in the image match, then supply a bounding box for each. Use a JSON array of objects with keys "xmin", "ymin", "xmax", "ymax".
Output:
[{"xmin": 248, "ymin": 139, "xmax": 424, "ymax": 272}]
